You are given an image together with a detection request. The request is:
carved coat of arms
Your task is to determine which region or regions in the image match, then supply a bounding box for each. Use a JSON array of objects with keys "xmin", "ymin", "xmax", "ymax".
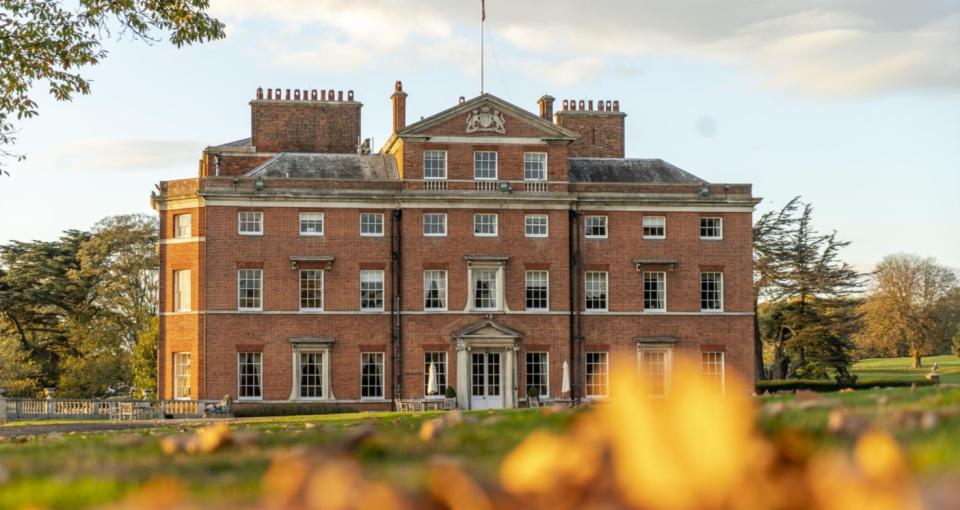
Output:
[{"xmin": 466, "ymin": 105, "xmax": 506, "ymax": 134}]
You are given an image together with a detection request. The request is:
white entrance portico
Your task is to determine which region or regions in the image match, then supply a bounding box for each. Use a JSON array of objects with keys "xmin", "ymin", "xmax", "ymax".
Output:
[{"xmin": 453, "ymin": 321, "xmax": 522, "ymax": 410}]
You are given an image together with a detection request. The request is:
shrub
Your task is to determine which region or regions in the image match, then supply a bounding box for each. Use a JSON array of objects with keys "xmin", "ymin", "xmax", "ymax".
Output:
[
  {"xmin": 757, "ymin": 378, "xmax": 936, "ymax": 393},
  {"xmin": 527, "ymin": 386, "xmax": 540, "ymax": 400},
  {"xmin": 232, "ymin": 402, "xmax": 389, "ymax": 418},
  {"xmin": 444, "ymin": 386, "xmax": 457, "ymax": 399}
]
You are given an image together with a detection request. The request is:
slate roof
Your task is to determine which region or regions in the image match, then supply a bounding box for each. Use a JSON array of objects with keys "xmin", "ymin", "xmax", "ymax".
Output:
[
  {"xmin": 568, "ymin": 158, "xmax": 704, "ymax": 183},
  {"xmin": 247, "ymin": 153, "xmax": 399, "ymax": 180}
]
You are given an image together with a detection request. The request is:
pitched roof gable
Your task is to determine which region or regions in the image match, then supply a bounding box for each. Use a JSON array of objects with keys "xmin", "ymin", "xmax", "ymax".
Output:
[{"xmin": 398, "ymin": 93, "xmax": 577, "ymax": 141}]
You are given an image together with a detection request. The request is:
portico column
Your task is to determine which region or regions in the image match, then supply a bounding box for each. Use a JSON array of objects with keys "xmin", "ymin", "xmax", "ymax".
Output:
[
  {"xmin": 456, "ymin": 339, "xmax": 469, "ymax": 409},
  {"xmin": 503, "ymin": 346, "xmax": 515, "ymax": 408}
]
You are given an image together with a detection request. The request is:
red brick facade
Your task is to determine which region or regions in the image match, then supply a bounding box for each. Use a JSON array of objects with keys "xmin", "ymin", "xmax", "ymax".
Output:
[{"xmin": 153, "ymin": 82, "xmax": 758, "ymax": 410}]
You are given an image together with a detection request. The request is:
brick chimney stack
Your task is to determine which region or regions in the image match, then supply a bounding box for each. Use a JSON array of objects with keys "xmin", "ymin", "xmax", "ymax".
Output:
[
  {"xmin": 391, "ymin": 81, "xmax": 407, "ymax": 133},
  {"xmin": 250, "ymin": 86, "xmax": 361, "ymax": 153},
  {"xmin": 537, "ymin": 95, "xmax": 555, "ymax": 122},
  {"xmin": 555, "ymin": 97, "xmax": 626, "ymax": 158}
]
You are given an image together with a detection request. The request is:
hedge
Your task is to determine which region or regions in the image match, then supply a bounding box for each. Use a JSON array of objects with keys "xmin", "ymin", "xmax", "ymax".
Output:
[
  {"xmin": 232, "ymin": 401, "xmax": 391, "ymax": 418},
  {"xmin": 756, "ymin": 379, "xmax": 937, "ymax": 393}
]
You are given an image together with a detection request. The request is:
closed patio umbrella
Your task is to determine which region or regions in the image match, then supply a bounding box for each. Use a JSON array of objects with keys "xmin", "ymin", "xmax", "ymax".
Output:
[
  {"xmin": 427, "ymin": 361, "xmax": 437, "ymax": 396},
  {"xmin": 561, "ymin": 360, "xmax": 570, "ymax": 395}
]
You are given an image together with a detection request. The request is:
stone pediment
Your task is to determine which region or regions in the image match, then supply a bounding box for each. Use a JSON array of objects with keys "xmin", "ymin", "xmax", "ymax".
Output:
[
  {"xmin": 398, "ymin": 94, "xmax": 577, "ymax": 141},
  {"xmin": 453, "ymin": 320, "xmax": 524, "ymax": 340}
]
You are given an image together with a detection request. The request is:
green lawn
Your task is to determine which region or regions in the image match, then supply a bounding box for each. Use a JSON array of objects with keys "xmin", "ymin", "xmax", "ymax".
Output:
[
  {"xmin": 852, "ymin": 354, "xmax": 960, "ymax": 384},
  {"xmin": 2, "ymin": 384, "xmax": 960, "ymax": 509},
  {"xmin": 0, "ymin": 409, "xmax": 576, "ymax": 510}
]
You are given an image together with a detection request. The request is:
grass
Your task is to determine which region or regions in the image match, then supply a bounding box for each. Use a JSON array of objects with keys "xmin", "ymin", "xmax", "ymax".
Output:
[
  {"xmin": 852, "ymin": 354, "xmax": 960, "ymax": 385},
  {"xmin": 0, "ymin": 409, "xmax": 577, "ymax": 510}
]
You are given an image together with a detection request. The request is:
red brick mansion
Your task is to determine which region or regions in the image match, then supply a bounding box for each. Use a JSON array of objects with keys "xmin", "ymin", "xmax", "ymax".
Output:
[{"xmin": 152, "ymin": 81, "xmax": 758, "ymax": 409}]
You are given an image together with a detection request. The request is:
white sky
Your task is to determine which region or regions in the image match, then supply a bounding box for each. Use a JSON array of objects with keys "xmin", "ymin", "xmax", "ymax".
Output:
[{"xmin": 1, "ymin": 0, "xmax": 958, "ymax": 271}]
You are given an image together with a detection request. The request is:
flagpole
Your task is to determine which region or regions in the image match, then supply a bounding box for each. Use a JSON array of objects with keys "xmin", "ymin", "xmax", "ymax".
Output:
[{"xmin": 481, "ymin": 0, "xmax": 485, "ymax": 94}]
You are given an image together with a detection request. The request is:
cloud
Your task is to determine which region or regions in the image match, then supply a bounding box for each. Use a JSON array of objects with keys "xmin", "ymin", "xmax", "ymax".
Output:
[
  {"xmin": 209, "ymin": 0, "xmax": 960, "ymax": 96},
  {"xmin": 54, "ymin": 139, "xmax": 201, "ymax": 172}
]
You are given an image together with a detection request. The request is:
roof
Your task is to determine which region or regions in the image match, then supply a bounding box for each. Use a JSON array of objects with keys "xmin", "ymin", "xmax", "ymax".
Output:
[
  {"xmin": 247, "ymin": 153, "xmax": 399, "ymax": 179},
  {"xmin": 568, "ymin": 158, "xmax": 704, "ymax": 183}
]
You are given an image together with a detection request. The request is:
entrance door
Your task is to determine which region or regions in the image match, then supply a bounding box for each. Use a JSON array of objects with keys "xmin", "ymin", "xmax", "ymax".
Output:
[{"xmin": 470, "ymin": 351, "xmax": 502, "ymax": 409}]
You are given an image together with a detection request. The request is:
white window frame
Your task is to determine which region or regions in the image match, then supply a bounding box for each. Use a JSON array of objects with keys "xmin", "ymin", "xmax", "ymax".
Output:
[
  {"xmin": 174, "ymin": 214, "xmax": 192, "ymax": 239},
  {"xmin": 423, "ymin": 150, "xmax": 448, "ymax": 180},
  {"xmin": 360, "ymin": 352, "xmax": 385, "ymax": 400},
  {"xmin": 299, "ymin": 269, "xmax": 324, "ymax": 311},
  {"xmin": 642, "ymin": 271, "xmax": 666, "ymax": 312},
  {"xmin": 700, "ymin": 272, "xmax": 724, "ymax": 312},
  {"xmin": 642, "ymin": 216, "xmax": 666, "ymax": 240},
  {"xmin": 173, "ymin": 352, "xmax": 191, "ymax": 400},
  {"xmin": 638, "ymin": 345, "xmax": 673, "ymax": 397},
  {"xmin": 525, "ymin": 270, "xmax": 549, "ymax": 311},
  {"xmin": 525, "ymin": 351, "xmax": 549, "ymax": 398},
  {"xmin": 424, "ymin": 351, "xmax": 448, "ymax": 399},
  {"xmin": 237, "ymin": 352, "xmax": 263, "ymax": 401},
  {"xmin": 360, "ymin": 270, "xmax": 385, "ymax": 312},
  {"xmin": 299, "ymin": 212, "xmax": 324, "ymax": 236},
  {"xmin": 585, "ymin": 352, "xmax": 609, "ymax": 398},
  {"xmin": 423, "ymin": 270, "xmax": 448, "ymax": 311},
  {"xmin": 474, "ymin": 151, "xmax": 498, "ymax": 180},
  {"xmin": 238, "ymin": 211, "xmax": 263, "ymax": 236},
  {"xmin": 173, "ymin": 269, "xmax": 191, "ymax": 312},
  {"xmin": 523, "ymin": 152, "xmax": 547, "ymax": 181},
  {"xmin": 584, "ymin": 215, "xmax": 608, "ymax": 239},
  {"xmin": 423, "ymin": 213, "xmax": 448, "ymax": 237},
  {"xmin": 524, "ymin": 215, "xmax": 548, "ymax": 238},
  {"xmin": 702, "ymin": 351, "xmax": 725, "ymax": 394},
  {"xmin": 700, "ymin": 217, "xmax": 723, "ymax": 240},
  {"xmin": 237, "ymin": 269, "xmax": 263, "ymax": 311},
  {"xmin": 360, "ymin": 213, "xmax": 384, "ymax": 237},
  {"xmin": 295, "ymin": 349, "xmax": 327, "ymax": 400},
  {"xmin": 473, "ymin": 213, "xmax": 498, "ymax": 237},
  {"xmin": 469, "ymin": 265, "xmax": 503, "ymax": 312},
  {"xmin": 585, "ymin": 271, "xmax": 609, "ymax": 312}
]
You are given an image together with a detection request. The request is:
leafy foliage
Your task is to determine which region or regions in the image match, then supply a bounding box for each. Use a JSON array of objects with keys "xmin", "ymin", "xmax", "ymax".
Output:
[
  {"xmin": 0, "ymin": 214, "xmax": 157, "ymax": 397},
  {"xmin": 754, "ymin": 198, "xmax": 865, "ymax": 380},
  {"xmin": 855, "ymin": 254, "xmax": 959, "ymax": 367},
  {"xmin": 0, "ymin": 0, "xmax": 225, "ymax": 174}
]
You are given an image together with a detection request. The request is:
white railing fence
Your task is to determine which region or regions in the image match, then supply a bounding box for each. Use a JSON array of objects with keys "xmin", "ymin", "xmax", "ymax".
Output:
[{"xmin": 2, "ymin": 398, "xmax": 211, "ymax": 421}]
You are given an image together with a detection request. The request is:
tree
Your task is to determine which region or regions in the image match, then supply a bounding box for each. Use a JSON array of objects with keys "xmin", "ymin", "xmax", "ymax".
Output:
[
  {"xmin": 855, "ymin": 254, "xmax": 958, "ymax": 368},
  {"xmin": 753, "ymin": 197, "xmax": 801, "ymax": 380},
  {"xmin": 131, "ymin": 316, "xmax": 158, "ymax": 398},
  {"xmin": 0, "ymin": 0, "xmax": 225, "ymax": 174},
  {"xmin": 754, "ymin": 199, "xmax": 865, "ymax": 379},
  {"xmin": 0, "ymin": 214, "xmax": 158, "ymax": 397},
  {"xmin": 0, "ymin": 333, "xmax": 42, "ymax": 397}
]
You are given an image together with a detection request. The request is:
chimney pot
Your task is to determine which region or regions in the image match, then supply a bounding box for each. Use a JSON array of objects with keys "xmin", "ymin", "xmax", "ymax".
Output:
[
  {"xmin": 605, "ymin": 100, "xmax": 612, "ymax": 111},
  {"xmin": 613, "ymin": 100, "xmax": 620, "ymax": 112},
  {"xmin": 348, "ymin": 90, "xmax": 354, "ymax": 101},
  {"xmin": 284, "ymin": 89, "xmax": 290, "ymax": 100},
  {"xmin": 267, "ymin": 88, "xmax": 273, "ymax": 100},
  {"xmin": 294, "ymin": 89, "xmax": 301, "ymax": 100},
  {"xmin": 274, "ymin": 88, "xmax": 281, "ymax": 100},
  {"xmin": 311, "ymin": 90, "xmax": 318, "ymax": 101},
  {"xmin": 328, "ymin": 89, "xmax": 335, "ymax": 101},
  {"xmin": 395, "ymin": 80, "xmax": 403, "ymax": 92},
  {"xmin": 338, "ymin": 90, "xmax": 343, "ymax": 101},
  {"xmin": 578, "ymin": 100, "xmax": 585, "ymax": 110},
  {"xmin": 256, "ymin": 87, "xmax": 263, "ymax": 100},
  {"xmin": 588, "ymin": 100, "xmax": 594, "ymax": 111},
  {"xmin": 562, "ymin": 99, "xmax": 569, "ymax": 111}
]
